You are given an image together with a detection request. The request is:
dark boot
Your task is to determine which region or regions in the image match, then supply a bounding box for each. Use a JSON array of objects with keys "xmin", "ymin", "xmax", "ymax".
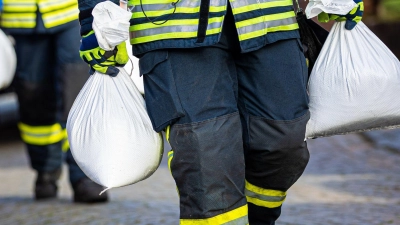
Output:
[
  {"xmin": 35, "ymin": 168, "xmax": 61, "ymax": 200},
  {"xmin": 72, "ymin": 177, "xmax": 108, "ymax": 203}
]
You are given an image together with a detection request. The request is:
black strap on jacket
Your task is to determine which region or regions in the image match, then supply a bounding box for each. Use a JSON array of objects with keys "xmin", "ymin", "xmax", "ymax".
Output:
[{"xmin": 196, "ymin": 0, "xmax": 210, "ymax": 43}]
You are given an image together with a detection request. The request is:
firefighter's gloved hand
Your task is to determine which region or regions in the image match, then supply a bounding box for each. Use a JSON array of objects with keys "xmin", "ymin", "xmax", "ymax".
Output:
[
  {"xmin": 79, "ymin": 31, "xmax": 129, "ymax": 77},
  {"xmin": 318, "ymin": 0, "xmax": 364, "ymax": 30}
]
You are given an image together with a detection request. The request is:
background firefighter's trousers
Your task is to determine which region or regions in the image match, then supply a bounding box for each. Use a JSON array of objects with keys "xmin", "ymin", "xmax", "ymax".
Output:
[
  {"xmin": 139, "ymin": 11, "xmax": 310, "ymax": 225},
  {"xmin": 13, "ymin": 23, "xmax": 89, "ymax": 184}
]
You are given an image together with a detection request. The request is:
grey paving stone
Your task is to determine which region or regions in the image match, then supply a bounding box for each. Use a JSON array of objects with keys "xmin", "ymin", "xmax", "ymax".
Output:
[{"xmin": 0, "ymin": 128, "xmax": 399, "ymax": 224}]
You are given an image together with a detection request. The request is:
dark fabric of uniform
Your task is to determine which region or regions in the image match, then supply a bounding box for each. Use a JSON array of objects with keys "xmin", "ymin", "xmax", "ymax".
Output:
[
  {"xmin": 169, "ymin": 113, "xmax": 246, "ymax": 219},
  {"xmin": 140, "ymin": 7, "xmax": 310, "ymax": 223},
  {"xmin": 13, "ymin": 24, "xmax": 89, "ymax": 184}
]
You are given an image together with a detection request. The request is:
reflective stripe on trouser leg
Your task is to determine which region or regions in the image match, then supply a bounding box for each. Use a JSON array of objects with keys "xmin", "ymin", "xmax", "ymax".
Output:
[
  {"xmin": 245, "ymin": 114, "xmax": 310, "ymax": 225},
  {"xmin": 57, "ymin": 24, "xmax": 91, "ymax": 184},
  {"xmin": 234, "ymin": 38, "xmax": 310, "ymax": 224},
  {"xmin": 169, "ymin": 113, "xmax": 248, "ymax": 224},
  {"xmin": 18, "ymin": 123, "xmax": 64, "ymax": 145},
  {"xmin": 18, "ymin": 123, "xmax": 64, "ymax": 172}
]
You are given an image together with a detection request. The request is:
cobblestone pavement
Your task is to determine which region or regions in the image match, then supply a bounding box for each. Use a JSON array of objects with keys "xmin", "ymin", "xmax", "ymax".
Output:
[{"xmin": 0, "ymin": 126, "xmax": 399, "ymax": 225}]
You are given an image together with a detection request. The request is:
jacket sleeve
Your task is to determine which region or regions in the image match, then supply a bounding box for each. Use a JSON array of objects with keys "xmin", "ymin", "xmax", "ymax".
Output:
[{"xmin": 78, "ymin": 0, "xmax": 120, "ymax": 36}]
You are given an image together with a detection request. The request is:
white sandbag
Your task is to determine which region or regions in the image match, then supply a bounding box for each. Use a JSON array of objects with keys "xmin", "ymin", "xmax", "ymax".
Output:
[
  {"xmin": 67, "ymin": 67, "xmax": 163, "ymax": 191},
  {"xmin": 0, "ymin": 29, "xmax": 16, "ymax": 90},
  {"xmin": 306, "ymin": 21, "xmax": 400, "ymax": 139},
  {"xmin": 305, "ymin": 0, "xmax": 356, "ymax": 19},
  {"xmin": 92, "ymin": 1, "xmax": 132, "ymax": 51},
  {"xmin": 124, "ymin": 40, "xmax": 144, "ymax": 94}
]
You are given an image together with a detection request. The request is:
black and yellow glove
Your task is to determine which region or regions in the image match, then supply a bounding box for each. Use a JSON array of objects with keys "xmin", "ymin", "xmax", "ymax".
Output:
[
  {"xmin": 318, "ymin": 0, "xmax": 364, "ymax": 30},
  {"xmin": 79, "ymin": 31, "xmax": 129, "ymax": 77}
]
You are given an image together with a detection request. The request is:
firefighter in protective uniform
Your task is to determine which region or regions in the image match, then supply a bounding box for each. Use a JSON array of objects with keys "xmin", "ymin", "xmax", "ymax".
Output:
[
  {"xmin": 77, "ymin": 0, "xmax": 363, "ymax": 223},
  {"xmin": 0, "ymin": 0, "xmax": 108, "ymax": 203}
]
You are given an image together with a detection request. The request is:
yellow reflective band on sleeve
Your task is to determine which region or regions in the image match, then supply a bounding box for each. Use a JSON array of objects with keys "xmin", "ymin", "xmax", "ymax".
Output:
[
  {"xmin": 18, "ymin": 123, "xmax": 64, "ymax": 145},
  {"xmin": 2, "ymin": 0, "xmax": 37, "ymax": 12},
  {"xmin": 42, "ymin": 4, "xmax": 78, "ymax": 28},
  {"xmin": 245, "ymin": 180, "xmax": 286, "ymax": 208},
  {"xmin": 62, "ymin": 129, "xmax": 69, "ymax": 152},
  {"xmin": 38, "ymin": 0, "xmax": 77, "ymax": 13},
  {"xmin": 0, "ymin": 13, "xmax": 36, "ymax": 28},
  {"xmin": 180, "ymin": 204, "xmax": 248, "ymax": 225}
]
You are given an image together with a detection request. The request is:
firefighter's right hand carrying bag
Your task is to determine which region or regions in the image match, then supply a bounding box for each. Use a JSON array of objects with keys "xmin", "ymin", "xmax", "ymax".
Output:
[
  {"xmin": 67, "ymin": 68, "xmax": 163, "ymax": 192},
  {"xmin": 306, "ymin": 21, "xmax": 400, "ymax": 139}
]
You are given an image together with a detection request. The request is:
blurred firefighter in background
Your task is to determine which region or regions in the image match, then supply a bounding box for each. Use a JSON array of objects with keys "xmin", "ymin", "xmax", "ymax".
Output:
[{"xmin": 0, "ymin": 0, "xmax": 108, "ymax": 203}]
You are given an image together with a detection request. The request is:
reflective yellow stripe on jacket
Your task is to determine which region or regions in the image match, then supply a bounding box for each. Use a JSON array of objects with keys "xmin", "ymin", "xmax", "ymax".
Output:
[
  {"xmin": 230, "ymin": 0, "xmax": 297, "ymax": 41},
  {"xmin": 129, "ymin": 0, "xmax": 298, "ymax": 45},
  {"xmin": 18, "ymin": 123, "xmax": 65, "ymax": 145},
  {"xmin": 38, "ymin": 0, "xmax": 79, "ymax": 28},
  {"xmin": 0, "ymin": 1, "xmax": 37, "ymax": 28},
  {"xmin": 129, "ymin": 0, "xmax": 226, "ymax": 44},
  {"xmin": 0, "ymin": 0, "xmax": 78, "ymax": 29}
]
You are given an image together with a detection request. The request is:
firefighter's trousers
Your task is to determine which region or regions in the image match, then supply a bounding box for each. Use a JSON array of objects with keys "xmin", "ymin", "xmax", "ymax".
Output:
[
  {"xmin": 140, "ymin": 12, "xmax": 310, "ymax": 225},
  {"xmin": 13, "ymin": 23, "xmax": 89, "ymax": 184}
]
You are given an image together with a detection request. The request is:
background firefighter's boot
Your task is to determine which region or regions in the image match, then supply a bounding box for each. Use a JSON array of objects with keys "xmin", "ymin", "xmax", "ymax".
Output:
[
  {"xmin": 35, "ymin": 168, "xmax": 61, "ymax": 200},
  {"xmin": 72, "ymin": 177, "xmax": 108, "ymax": 203}
]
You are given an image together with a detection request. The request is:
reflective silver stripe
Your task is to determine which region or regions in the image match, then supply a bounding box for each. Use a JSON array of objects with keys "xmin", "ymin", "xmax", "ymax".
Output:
[
  {"xmin": 133, "ymin": 0, "xmax": 226, "ymax": 12},
  {"xmin": 3, "ymin": 2, "xmax": 34, "ymax": 7},
  {"xmin": 245, "ymin": 189, "xmax": 286, "ymax": 202},
  {"xmin": 40, "ymin": 0, "xmax": 67, "ymax": 7},
  {"xmin": 132, "ymin": 20, "xmax": 222, "ymax": 38},
  {"xmin": 39, "ymin": 0, "xmax": 77, "ymax": 8},
  {"xmin": 237, "ymin": 17, "xmax": 297, "ymax": 35},
  {"xmin": 1, "ymin": 17, "xmax": 35, "ymax": 22},
  {"xmin": 133, "ymin": 2, "xmax": 198, "ymax": 13},
  {"xmin": 131, "ymin": 24, "xmax": 197, "ymax": 38},
  {"xmin": 221, "ymin": 216, "xmax": 249, "ymax": 225},
  {"xmin": 20, "ymin": 131, "xmax": 63, "ymax": 138},
  {"xmin": 210, "ymin": 0, "xmax": 227, "ymax": 7},
  {"xmin": 43, "ymin": 8, "xmax": 78, "ymax": 23},
  {"xmin": 230, "ymin": 0, "xmax": 284, "ymax": 8},
  {"xmin": 2, "ymin": 1, "xmax": 36, "ymax": 12}
]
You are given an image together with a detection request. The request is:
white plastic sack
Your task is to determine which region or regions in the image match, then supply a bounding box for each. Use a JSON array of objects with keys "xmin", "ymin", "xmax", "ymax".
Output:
[
  {"xmin": 92, "ymin": 1, "xmax": 132, "ymax": 51},
  {"xmin": 306, "ymin": 21, "xmax": 400, "ymax": 139},
  {"xmin": 124, "ymin": 40, "xmax": 144, "ymax": 94},
  {"xmin": 305, "ymin": 0, "xmax": 356, "ymax": 19},
  {"xmin": 67, "ymin": 68, "xmax": 163, "ymax": 191},
  {"xmin": 0, "ymin": 29, "xmax": 16, "ymax": 90}
]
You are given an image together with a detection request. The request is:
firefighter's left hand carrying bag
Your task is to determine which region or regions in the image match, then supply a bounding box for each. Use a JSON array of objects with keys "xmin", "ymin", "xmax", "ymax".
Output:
[{"xmin": 67, "ymin": 68, "xmax": 163, "ymax": 193}]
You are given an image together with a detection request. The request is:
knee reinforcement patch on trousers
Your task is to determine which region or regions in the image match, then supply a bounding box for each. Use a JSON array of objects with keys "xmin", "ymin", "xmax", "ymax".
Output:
[
  {"xmin": 169, "ymin": 112, "xmax": 247, "ymax": 219},
  {"xmin": 245, "ymin": 112, "xmax": 310, "ymax": 191},
  {"xmin": 248, "ymin": 112, "xmax": 310, "ymax": 151}
]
